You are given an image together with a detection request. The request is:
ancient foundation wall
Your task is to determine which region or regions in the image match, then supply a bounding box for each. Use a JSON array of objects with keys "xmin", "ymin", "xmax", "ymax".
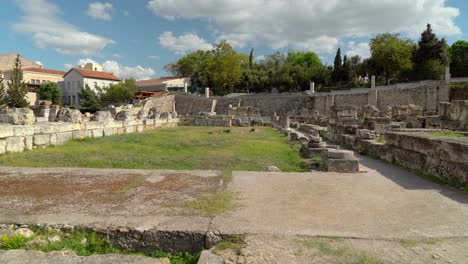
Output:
[
  {"xmin": 141, "ymin": 94, "xmax": 175, "ymax": 113},
  {"xmin": 0, "ymin": 118, "xmax": 178, "ymax": 154},
  {"xmin": 175, "ymin": 81, "xmax": 449, "ymax": 117}
]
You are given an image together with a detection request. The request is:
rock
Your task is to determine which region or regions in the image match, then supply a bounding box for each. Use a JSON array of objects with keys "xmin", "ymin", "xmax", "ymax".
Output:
[
  {"xmin": 56, "ymin": 109, "xmax": 82, "ymax": 123},
  {"xmin": 263, "ymin": 166, "xmax": 281, "ymax": 172},
  {"xmin": 91, "ymin": 111, "xmax": 113, "ymax": 124},
  {"xmin": 205, "ymin": 231, "xmax": 222, "ymax": 249},
  {"xmin": 0, "ymin": 108, "xmax": 35, "ymax": 125},
  {"xmin": 115, "ymin": 110, "xmax": 134, "ymax": 121},
  {"xmin": 160, "ymin": 112, "xmax": 171, "ymax": 119},
  {"xmin": 49, "ymin": 249, "xmax": 77, "ymax": 256},
  {"xmin": 48, "ymin": 235, "xmax": 61, "ymax": 243},
  {"xmin": 14, "ymin": 228, "xmax": 34, "ymax": 238},
  {"xmin": 355, "ymin": 129, "xmax": 376, "ymax": 140},
  {"xmin": 26, "ymin": 237, "xmax": 47, "ymax": 247},
  {"xmin": 197, "ymin": 250, "xmax": 224, "ymax": 264}
]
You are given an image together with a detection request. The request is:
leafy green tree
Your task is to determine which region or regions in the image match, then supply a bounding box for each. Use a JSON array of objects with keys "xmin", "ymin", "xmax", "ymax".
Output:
[
  {"xmin": 370, "ymin": 33, "xmax": 414, "ymax": 84},
  {"xmin": 38, "ymin": 82, "xmax": 62, "ymax": 105},
  {"xmin": 6, "ymin": 55, "xmax": 29, "ymax": 108},
  {"xmin": 79, "ymin": 85, "xmax": 101, "ymax": 113},
  {"xmin": 286, "ymin": 51, "xmax": 322, "ymax": 68},
  {"xmin": 210, "ymin": 40, "xmax": 243, "ymax": 95},
  {"xmin": 449, "ymin": 40, "xmax": 468, "ymax": 77},
  {"xmin": 0, "ymin": 72, "xmax": 6, "ymax": 106},
  {"xmin": 100, "ymin": 79, "xmax": 138, "ymax": 106}
]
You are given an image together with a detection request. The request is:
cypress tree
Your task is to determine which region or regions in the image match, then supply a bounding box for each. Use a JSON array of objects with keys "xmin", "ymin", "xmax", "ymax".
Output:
[
  {"xmin": 0, "ymin": 72, "xmax": 6, "ymax": 106},
  {"xmin": 6, "ymin": 55, "xmax": 29, "ymax": 108},
  {"xmin": 332, "ymin": 48, "xmax": 343, "ymax": 82}
]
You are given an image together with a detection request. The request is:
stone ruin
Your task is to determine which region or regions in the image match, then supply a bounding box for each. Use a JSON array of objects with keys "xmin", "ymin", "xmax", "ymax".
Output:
[{"xmin": 0, "ymin": 95, "xmax": 178, "ymax": 153}]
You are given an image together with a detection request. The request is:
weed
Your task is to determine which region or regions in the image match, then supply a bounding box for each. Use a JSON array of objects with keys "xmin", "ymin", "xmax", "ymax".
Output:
[
  {"xmin": 213, "ymin": 236, "xmax": 245, "ymax": 254},
  {"xmin": 221, "ymin": 170, "xmax": 233, "ymax": 185},
  {"xmin": 375, "ymin": 136, "xmax": 386, "ymax": 144},
  {"xmin": 185, "ymin": 191, "xmax": 239, "ymax": 217},
  {"xmin": 430, "ymin": 131, "xmax": 464, "ymax": 138},
  {"xmin": 0, "ymin": 234, "xmax": 29, "ymax": 249},
  {"xmin": 399, "ymin": 238, "xmax": 441, "ymax": 248},
  {"xmin": 145, "ymin": 251, "xmax": 199, "ymax": 264}
]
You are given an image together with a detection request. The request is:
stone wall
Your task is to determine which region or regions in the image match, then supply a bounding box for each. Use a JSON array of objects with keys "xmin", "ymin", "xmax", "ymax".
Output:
[
  {"xmin": 175, "ymin": 81, "xmax": 449, "ymax": 117},
  {"xmin": 0, "ymin": 117, "xmax": 178, "ymax": 154},
  {"xmin": 141, "ymin": 94, "xmax": 175, "ymax": 113}
]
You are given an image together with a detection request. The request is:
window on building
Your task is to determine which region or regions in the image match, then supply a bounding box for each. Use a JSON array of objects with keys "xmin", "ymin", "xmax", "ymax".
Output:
[
  {"xmin": 68, "ymin": 96, "xmax": 71, "ymax": 105},
  {"xmin": 72, "ymin": 96, "xmax": 76, "ymax": 105},
  {"xmin": 42, "ymin": 80, "xmax": 47, "ymax": 83}
]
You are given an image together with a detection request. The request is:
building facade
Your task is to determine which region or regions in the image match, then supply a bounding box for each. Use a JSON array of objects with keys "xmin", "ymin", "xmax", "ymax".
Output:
[
  {"xmin": 136, "ymin": 77, "xmax": 190, "ymax": 92},
  {"xmin": 61, "ymin": 68, "xmax": 120, "ymax": 107}
]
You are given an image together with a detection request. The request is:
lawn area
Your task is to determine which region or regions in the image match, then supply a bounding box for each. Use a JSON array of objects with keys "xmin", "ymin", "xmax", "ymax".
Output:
[{"xmin": 0, "ymin": 126, "xmax": 307, "ymax": 172}]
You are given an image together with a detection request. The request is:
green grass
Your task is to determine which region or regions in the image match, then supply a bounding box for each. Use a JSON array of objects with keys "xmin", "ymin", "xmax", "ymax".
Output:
[
  {"xmin": 0, "ymin": 229, "xmax": 199, "ymax": 264},
  {"xmin": 430, "ymin": 131, "xmax": 465, "ymax": 138},
  {"xmin": 0, "ymin": 127, "xmax": 306, "ymax": 172},
  {"xmin": 300, "ymin": 238, "xmax": 383, "ymax": 264},
  {"xmin": 185, "ymin": 191, "xmax": 239, "ymax": 217},
  {"xmin": 399, "ymin": 238, "xmax": 441, "ymax": 248},
  {"xmin": 213, "ymin": 236, "xmax": 245, "ymax": 254},
  {"xmin": 375, "ymin": 136, "xmax": 386, "ymax": 144}
]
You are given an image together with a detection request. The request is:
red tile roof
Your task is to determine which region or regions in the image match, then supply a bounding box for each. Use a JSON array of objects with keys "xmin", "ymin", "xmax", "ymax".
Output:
[
  {"xmin": 136, "ymin": 77, "xmax": 181, "ymax": 84},
  {"xmin": 22, "ymin": 67, "xmax": 66, "ymax": 76},
  {"xmin": 66, "ymin": 68, "xmax": 120, "ymax": 81}
]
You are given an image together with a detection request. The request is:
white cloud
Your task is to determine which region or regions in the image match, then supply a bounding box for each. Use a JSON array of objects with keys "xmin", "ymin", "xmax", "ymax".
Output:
[
  {"xmin": 255, "ymin": 55, "xmax": 265, "ymax": 62},
  {"xmin": 86, "ymin": 2, "xmax": 113, "ymax": 21},
  {"xmin": 72, "ymin": 58, "xmax": 155, "ymax": 80},
  {"xmin": 14, "ymin": 0, "xmax": 114, "ymax": 56},
  {"xmin": 34, "ymin": 60, "xmax": 43, "ymax": 66},
  {"xmin": 148, "ymin": 0, "xmax": 460, "ymax": 53},
  {"xmin": 346, "ymin": 42, "xmax": 371, "ymax": 59},
  {"xmin": 159, "ymin": 31, "xmax": 212, "ymax": 54}
]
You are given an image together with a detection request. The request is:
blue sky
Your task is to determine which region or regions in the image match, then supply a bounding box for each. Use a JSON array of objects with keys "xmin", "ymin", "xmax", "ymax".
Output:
[{"xmin": 1, "ymin": 0, "xmax": 467, "ymax": 79}]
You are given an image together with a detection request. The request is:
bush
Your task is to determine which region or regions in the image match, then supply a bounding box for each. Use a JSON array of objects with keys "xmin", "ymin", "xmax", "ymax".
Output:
[
  {"xmin": 38, "ymin": 82, "xmax": 62, "ymax": 104},
  {"xmin": 79, "ymin": 85, "xmax": 101, "ymax": 113},
  {"xmin": 415, "ymin": 59, "xmax": 445, "ymax": 80}
]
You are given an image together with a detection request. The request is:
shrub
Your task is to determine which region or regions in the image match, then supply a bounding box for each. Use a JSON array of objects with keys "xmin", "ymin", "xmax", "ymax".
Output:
[{"xmin": 38, "ymin": 82, "xmax": 62, "ymax": 104}]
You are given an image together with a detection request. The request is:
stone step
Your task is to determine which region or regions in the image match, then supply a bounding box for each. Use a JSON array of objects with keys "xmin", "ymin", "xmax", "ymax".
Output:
[{"xmin": 326, "ymin": 149, "xmax": 356, "ymax": 160}]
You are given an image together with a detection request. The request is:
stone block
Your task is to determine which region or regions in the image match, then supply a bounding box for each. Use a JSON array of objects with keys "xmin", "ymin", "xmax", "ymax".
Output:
[
  {"xmin": 92, "ymin": 129, "xmax": 104, "ymax": 138},
  {"xmin": 84, "ymin": 121, "xmax": 103, "ymax": 130},
  {"xmin": 24, "ymin": 136, "xmax": 33, "ymax": 150},
  {"xmin": 0, "ymin": 140, "xmax": 6, "ymax": 154},
  {"xmin": 0, "ymin": 108, "xmax": 35, "ymax": 125},
  {"xmin": 55, "ymin": 132, "xmax": 73, "ymax": 145},
  {"xmin": 33, "ymin": 134, "xmax": 50, "ymax": 147},
  {"xmin": 56, "ymin": 108, "xmax": 82, "ymax": 123},
  {"xmin": 13, "ymin": 125, "xmax": 35, "ymax": 136},
  {"xmin": 0, "ymin": 124, "xmax": 14, "ymax": 138},
  {"xmin": 103, "ymin": 128, "xmax": 116, "ymax": 136},
  {"xmin": 125, "ymin": 126, "xmax": 136, "ymax": 133},
  {"xmin": 72, "ymin": 130, "xmax": 84, "ymax": 139},
  {"xmin": 136, "ymin": 125, "xmax": 144, "ymax": 132},
  {"xmin": 6, "ymin": 136, "xmax": 25, "ymax": 152},
  {"xmin": 91, "ymin": 111, "xmax": 113, "ymax": 124},
  {"xmin": 323, "ymin": 158, "xmax": 359, "ymax": 173},
  {"xmin": 49, "ymin": 134, "xmax": 57, "ymax": 145},
  {"xmin": 327, "ymin": 149, "xmax": 355, "ymax": 159},
  {"xmin": 34, "ymin": 122, "xmax": 50, "ymax": 134}
]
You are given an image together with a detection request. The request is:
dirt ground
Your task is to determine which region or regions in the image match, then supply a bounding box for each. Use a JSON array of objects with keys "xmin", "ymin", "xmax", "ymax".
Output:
[{"xmin": 0, "ymin": 167, "xmax": 222, "ymax": 230}]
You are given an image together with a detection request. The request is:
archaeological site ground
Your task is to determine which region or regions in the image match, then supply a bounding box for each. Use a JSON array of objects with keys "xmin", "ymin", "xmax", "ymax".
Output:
[{"xmin": 0, "ymin": 79, "xmax": 467, "ymax": 264}]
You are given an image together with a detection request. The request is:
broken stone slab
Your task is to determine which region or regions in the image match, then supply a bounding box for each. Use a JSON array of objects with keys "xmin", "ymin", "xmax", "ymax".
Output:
[
  {"xmin": 326, "ymin": 149, "xmax": 356, "ymax": 160},
  {"xmin": 0, "ymin": 108, "xmax": 35, "ymax": 125},
  {"xmin": 197, "ymin": 250, "xmax": 224, "ymax": 264},
  {"xmin": 91, "ymin": 111, "xmax": 113, "ymax": 124},
  {"xmin": 0, "ymin": 250, "xmax": 170, "ymax": 264},
  {"xmin": 55, "ymin": 109, "xmax": 82, "ymax": 123},
  {"xmin": 307, "ymin": 141, "xmax": 326, "ymax": 148},
  {"xmin": 323, "ymin": 158, "xmax": 360, "ymax": 173}
]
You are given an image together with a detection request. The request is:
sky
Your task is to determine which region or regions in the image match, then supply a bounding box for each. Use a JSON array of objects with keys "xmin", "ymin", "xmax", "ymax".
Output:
[{"xmin": 0, "ymin": 0, "xmax": 467, "ymax": 80}]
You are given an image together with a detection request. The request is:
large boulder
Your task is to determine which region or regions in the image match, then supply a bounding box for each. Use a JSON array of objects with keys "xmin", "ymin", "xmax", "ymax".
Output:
[
  {"xmin": 0, "ymin": 108, "xmax": 35, "ymax": 125},
  {"xmin": 91, "ymin": 111, "xmax": 113, "ymax": 124},
  {"xmin": 56, "ymin": 108, "xmax": 82, "ymax": 123}
]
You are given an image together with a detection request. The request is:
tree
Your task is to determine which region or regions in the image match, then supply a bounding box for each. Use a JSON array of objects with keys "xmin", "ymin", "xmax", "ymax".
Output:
[
  {"xmin": 332, "ymin": 48, "xmax": 343, "ymax": 82},
  {"xmin": 79, "ymin": 85, "xmax": 101, "ymax": 113},
  {"xmin": 0, "ymin": 72, "xmax": 6, "ymax": 106},
  {"xmin": 412, "ymin": 24, "xmax": 449, "ymax": 80},
  {"xmin": 210, "ymin": 40, "xmax": 243, "ymax": 95},
  {"xmin": 38, "ymin": 82, "xmax": 62, "ymax": 105},
  {"xmin": 370, "ymin": 33, "xmax": 414, "ymax": 84},
  {"xmin": 286, "ymin": 51, "xmax": 322, "ymax": 68},
  {"xmin": 449, "ymin": 40, "xmax": 468, "ymax": 77},
  {"xmin": 100, "ymin": 79, "xmax": 138, "ymax": 106},
  {"xmin": 6, "ymin": 55, "xmax": 29, "ymax": 108},
  {"xmin": 249, "ymin": 48, "xmax": 254, "ymax": 68}
]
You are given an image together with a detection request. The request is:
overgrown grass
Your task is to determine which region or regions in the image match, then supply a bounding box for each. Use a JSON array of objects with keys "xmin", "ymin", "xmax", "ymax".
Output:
[
  {"xmin": 399, "ymin": 238, "xmax": 441, "ymax": 248},
  {"xmin": 430, "ymin": 131, "xmax": 465, "ymax": 138},
  {"xmin": 301, "ymin": 238, "xmax": 382, "ymax": 264},
  {"xmin": 375, "ymin": 136, "xmax": 386, "ymax": 144},
  {"xmin": 0, "ymin": 229, "xmax": 199, "ymax": 264},
  {"xmin": 0, "ymin": 127, "xmax": 306, "ymax": 172},
  {"xmin": 185, "ymin": 191, "xmax": 239, "ymax": 217},
  {"xmin": 213, "ymin": 236, "xmax": 246, "ymax": 255}
]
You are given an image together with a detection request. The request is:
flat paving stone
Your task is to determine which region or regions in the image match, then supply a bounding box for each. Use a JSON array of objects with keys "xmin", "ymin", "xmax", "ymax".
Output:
[
  {"xmin": 0, "ymin": 250, "xmax": 169, "ymax": 264},
  {"xmin": 0, "ymin": 167, "xmax": 222, "ymax": 231},
  {"xmin": 213, "ymin": 155, "xmax": 468, "ymax": 239}
]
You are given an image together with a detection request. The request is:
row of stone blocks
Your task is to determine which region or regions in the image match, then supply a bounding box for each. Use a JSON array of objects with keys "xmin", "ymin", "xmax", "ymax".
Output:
[{"xmin": 0, "ymin": 119, "xmax": 179, "ymax": 154}]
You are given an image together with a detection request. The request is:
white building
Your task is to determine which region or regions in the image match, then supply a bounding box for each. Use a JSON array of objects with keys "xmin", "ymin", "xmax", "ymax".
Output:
[
  {"xmin": 136, "ymin": 77, "xmax": 190, "ymax": 92},
  {"xmin": 61, "ymin": 67, "xmax": 120, "ymax": 107}
]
